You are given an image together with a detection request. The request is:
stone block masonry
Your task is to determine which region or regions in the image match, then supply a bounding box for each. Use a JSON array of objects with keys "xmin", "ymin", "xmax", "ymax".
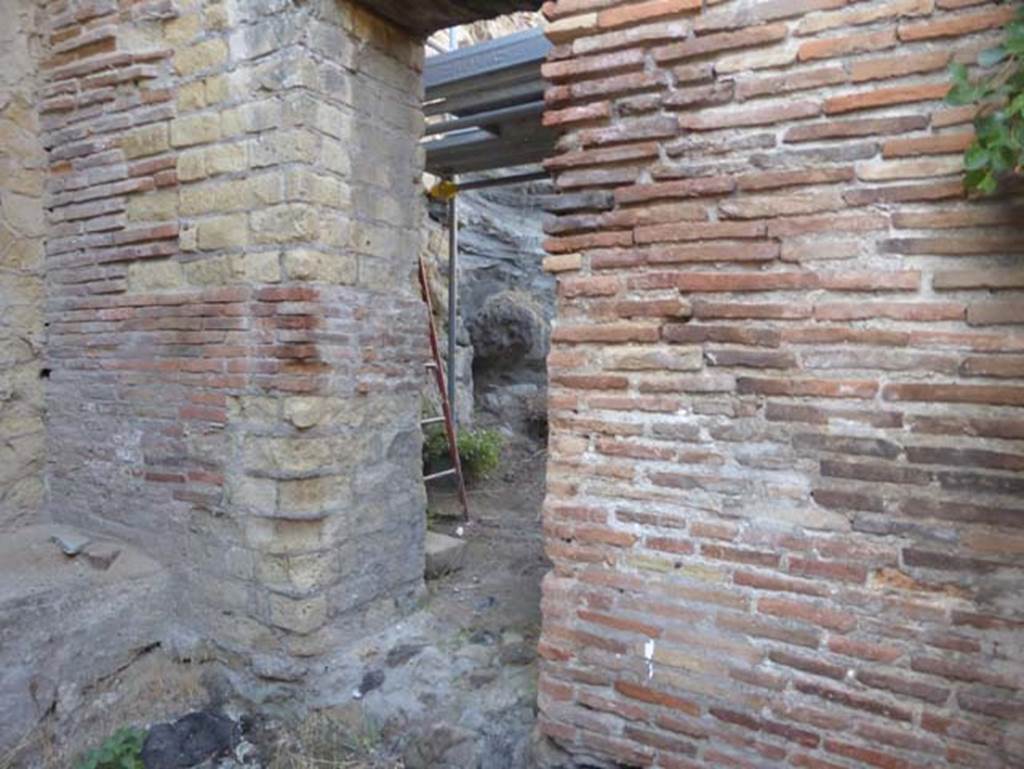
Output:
[
  {"xmin": 38, "ymin": 0, "xmax": 429, "ymax": 674},
  {"xmin": 0, "ymin": 0, "xmax": 47, "ymax": 531},
  {"xmin": 536, "ymin": 1, "xmax": 1024, "ymax": 768}
]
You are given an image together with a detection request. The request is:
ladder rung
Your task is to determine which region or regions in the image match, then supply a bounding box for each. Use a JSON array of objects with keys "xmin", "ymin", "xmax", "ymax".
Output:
[
  {"xmin": 424, "ymin": 468, "xmax": 457, "ymax": 482},
  {"xmin": 421, "ymin": 416, "xmax": 445, "ymax": 426}
]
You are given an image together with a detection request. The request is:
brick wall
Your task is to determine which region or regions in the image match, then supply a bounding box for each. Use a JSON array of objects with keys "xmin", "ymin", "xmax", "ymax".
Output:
[
  {"xmin": 536, "ymin": 1, "xmax": 1024, "ymax": 767},
  {"xmin": 0, "ymin": 0, "xmax": 46, "ymax": 531},
  {"xmin": 40, "ymin": 0, "xmax": 427, "ymax": 674}
]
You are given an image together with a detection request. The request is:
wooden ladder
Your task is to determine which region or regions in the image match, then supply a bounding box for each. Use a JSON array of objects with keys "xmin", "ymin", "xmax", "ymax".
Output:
[{"xmin": 418, "ymin": 257, "xmax": 470, "ymax": 519}]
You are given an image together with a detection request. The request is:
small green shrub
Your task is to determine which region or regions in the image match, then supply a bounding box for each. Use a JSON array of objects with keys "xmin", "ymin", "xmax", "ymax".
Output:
[
  {"xmin": 423, "ymin": 426, "xmax": 504, "ymax": 482},
  {"xmin": 423, "ymin": 425, "xmax": 449, "ymax": 466},
  {"xmin": 76, "ymin": 728, "xmax": 145, "ymax": 769},
  {"xmin": 458, "ymin": 428, "xmax": 504, "ymax": 479},
  {"xmin": 946, "ymin": 4, "xmax": 1024, "ymax": 194}
]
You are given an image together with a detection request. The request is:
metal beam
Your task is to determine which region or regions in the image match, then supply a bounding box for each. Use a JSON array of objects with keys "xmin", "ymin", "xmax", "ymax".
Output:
[
  {"xmin": 426, "ymin": 131, "xmax": 555, "ymax": 174},
  {"xmin": 424, "ymin": 100, "xmax": 545, "ymax": 136},
  {"xmin": 422, "ymin": 26, "xmax": 554, "ymax": 176},
  {"xmin": 458, "ymin": 170, "xmax": 549, "ymax": 190},
  {"xmin": 424, "ymin": 28, "xmax": 551, "ymax": 93},
  {"xmin": 424, "ymin": 126, "xmax": 545, "ymax": 158},
  {"xmin": 425, "ymin": 76, "xmax": 544, "ymax": 118}
]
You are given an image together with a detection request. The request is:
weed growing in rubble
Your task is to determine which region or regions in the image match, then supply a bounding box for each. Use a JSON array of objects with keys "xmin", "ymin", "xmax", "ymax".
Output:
[
  {"xmin": 266, "ymin": 712, "xmax": 396, "ymax": 769},
  {"xmin": 423, "ymin": 426, "xmax": 504, "ymax": 482},
  {"xmin": 456, "ymin": 428, "xmax": 504, "ymax": 479},
  {"xmin": 75, "ymin": 728, "xmax": 144, "ymax": 769}
]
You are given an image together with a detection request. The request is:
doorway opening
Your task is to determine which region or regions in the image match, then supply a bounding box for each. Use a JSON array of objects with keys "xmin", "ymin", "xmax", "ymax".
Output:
[
  {"xmin": 410, "ymin": 20, "xmax": 558, "ymax": 766},
  {"xmin": 262, "ymin": 17, "xmax": 563, "ymax": 769}
]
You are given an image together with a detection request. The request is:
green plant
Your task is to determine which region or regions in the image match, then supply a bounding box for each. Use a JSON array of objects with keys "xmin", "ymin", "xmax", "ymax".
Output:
[
  {"xmin": 946, "ymin": 4, "xmax": 1024, "ymax": 194},
  {"xmin": 423, "ymin": 426, "xmax": 504, "ymax": 481},
  {"xmin": 458, "ymin": 428, "xmax": 504, "ymax": 479},
  {"xmin": 75, "ymin": 728, "xmax": 145, "ymax": 769}
]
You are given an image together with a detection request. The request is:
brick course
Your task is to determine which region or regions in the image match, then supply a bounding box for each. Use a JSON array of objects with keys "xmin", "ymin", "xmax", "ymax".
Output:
[{"xmin": 538, "ymin": 1, "xmax": 1024, "ymax": 767}]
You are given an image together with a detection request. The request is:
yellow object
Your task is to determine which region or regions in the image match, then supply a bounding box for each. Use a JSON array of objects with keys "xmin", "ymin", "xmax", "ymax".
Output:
[{"xmin": 429, "ymin": 179, "xmax": 459, "ymax": 201}]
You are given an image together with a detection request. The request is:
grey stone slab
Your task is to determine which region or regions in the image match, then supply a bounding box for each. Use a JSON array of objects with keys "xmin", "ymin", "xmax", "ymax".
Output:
[
  {"xmin": 425, "ymin": 530, "xmax": 467, "ymax": 578},
  {"xmin": 0, "ymin": 525, "xmax": 171, "ymax": 756}
]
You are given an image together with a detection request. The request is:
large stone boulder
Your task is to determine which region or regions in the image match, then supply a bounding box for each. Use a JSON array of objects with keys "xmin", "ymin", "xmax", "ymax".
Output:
[{"xmin": 469, "ymin": 291, "xmax": 544, "ymax": 367}]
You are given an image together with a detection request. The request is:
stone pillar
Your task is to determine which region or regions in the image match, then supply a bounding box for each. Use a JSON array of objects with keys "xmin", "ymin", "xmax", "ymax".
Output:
[
  {"xmin": 41, "ymin": 0, "xmax": 427, "ymax": 678},
  {"xmin": 0, "ymin": 0, "xmax": 46, "ymax": 531},
  {"xmin": 537, "ymin": 1, "xmax": 1024, "ymax": 767}
]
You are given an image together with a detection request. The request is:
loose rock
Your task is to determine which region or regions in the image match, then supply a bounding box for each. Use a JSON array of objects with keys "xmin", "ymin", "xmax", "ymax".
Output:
[{"xmin": 141, "ymin": 711, "xmax": 240, "ymax": 769}]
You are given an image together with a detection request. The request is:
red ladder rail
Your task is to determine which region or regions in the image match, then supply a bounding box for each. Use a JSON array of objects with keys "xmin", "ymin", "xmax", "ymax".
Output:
[{"xmin": 417, "ymin": 257, "xmax": 470, "ymax": 520}]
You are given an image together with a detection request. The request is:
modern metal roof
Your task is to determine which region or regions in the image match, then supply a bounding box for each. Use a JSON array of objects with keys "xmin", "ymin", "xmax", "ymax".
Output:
[{"xmin": 423, "ymin": 28, "xmax": 556, "ymax": 178}]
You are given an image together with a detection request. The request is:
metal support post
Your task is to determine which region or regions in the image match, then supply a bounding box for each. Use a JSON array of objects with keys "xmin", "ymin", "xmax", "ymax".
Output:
[{"xmin": 446, "ymin": 180, "xmax": 459, "ymax": 433}]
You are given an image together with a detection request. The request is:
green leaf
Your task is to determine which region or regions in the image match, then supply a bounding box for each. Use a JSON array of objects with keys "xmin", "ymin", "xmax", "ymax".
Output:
[
  {"xmin": 930, "ymin": 0, "xmax": 1021, "ymax": 193},
  {"xmin": 1011, "ymin": 120, "xmax": 1024, "ymax": 148},
  {"xmin": 992, "ymin": 144, "xmax": 1016, "ymax": 173},
  {"xmin": 1009, "ymin": 92, "xmax": 1024, "ymax": 117},
  {"xmin": 964, "ymin": 168, "xmax": 988, "ymax": 192},
  {"xmin": 946, "ymin": 83, "xmax": 976, "ymax": 106},
  {"xmin": 977, "ymin": 171, "xmax": 998, "ymax": 195},
  {"xmin": 1007, "ymin": 27, "xmax": 1024, "ymax": 54},
  {"xmin": 964, "ymin": 144, "xmax": 990, "ymax": 170}
]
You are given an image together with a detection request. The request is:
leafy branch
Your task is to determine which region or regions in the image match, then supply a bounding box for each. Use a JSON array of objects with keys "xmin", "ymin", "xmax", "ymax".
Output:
[{"xmin": 946, "ymin": 4, "xmax": 1024, "ymax": 195}]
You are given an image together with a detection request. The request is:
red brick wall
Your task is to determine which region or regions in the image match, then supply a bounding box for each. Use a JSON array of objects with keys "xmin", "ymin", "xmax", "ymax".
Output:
[{"xmin": 536, "ymin": 1, "xmax": 1024, "ymax": 767}]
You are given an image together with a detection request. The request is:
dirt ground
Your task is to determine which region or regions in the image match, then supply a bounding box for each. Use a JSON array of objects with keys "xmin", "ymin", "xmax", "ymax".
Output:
[
  {"xmin": 251, "ymin": 440, "xmax": 552, "ymax": 769},
  {"xmin": 428, "ymin": 441, "xmax": 548, "ymax": 640}
]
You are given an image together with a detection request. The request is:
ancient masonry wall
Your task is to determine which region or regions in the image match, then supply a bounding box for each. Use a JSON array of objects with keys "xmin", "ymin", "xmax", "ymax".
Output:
[
  {"xmin": 0, "ymin": 0, "xmax": 47, "ymax": 531},
  {"xmin": 39, "ymin": 0, "xmax": 426, "ymax": 673},
  {"xmin": 536, "ymin": 1, "xmax": 1024, "ymax": 768}
]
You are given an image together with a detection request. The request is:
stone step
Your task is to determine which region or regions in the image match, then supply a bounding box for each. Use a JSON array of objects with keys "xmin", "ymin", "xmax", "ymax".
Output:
[{"xmin": 425, "ymin": 531, "xmax": 466, "ymax": 579}]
